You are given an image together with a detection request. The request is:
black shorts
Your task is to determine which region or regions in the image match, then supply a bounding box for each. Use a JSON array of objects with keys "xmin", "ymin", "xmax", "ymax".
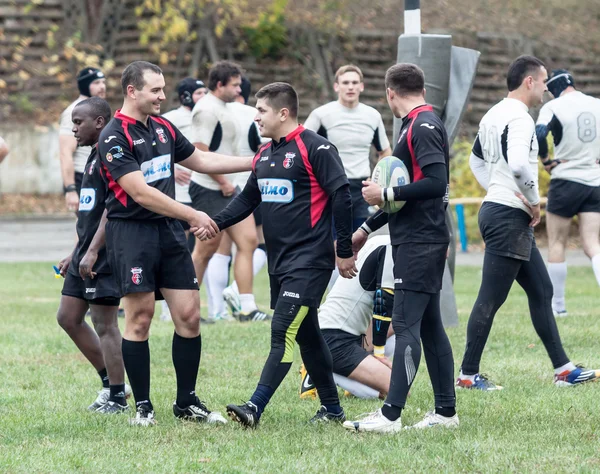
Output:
[
  {"xmin": 61, "ymin": 270, "xmax": 120, "ymax": 306},
  {"xmin": 189, "ymin": 182, "xmax": 240, "ymax": 217},
  {"xmin": 106, "ymin": 218, "xmax": 198, "ymax": 297},
  {"xmin": 546, "ymin": 179, "xmax": 600, "ymax": 218},
  {"xmin": 269, "ymin": 268, "xmax": 332, "ymax": 310},
  {"xmin": 479, "ymin": 202, "xmax": 534, "ymax": 261},
  {"xmin": 322, "ymin": 329, "xmax": 369, "ymax": 377},
  {"xmin": 74, "ymin": 172, "xmax": 84, "ymax": 195},
  {"xmin": 392, "ymin": 242, "xmax": 447, "ymax": 294}
]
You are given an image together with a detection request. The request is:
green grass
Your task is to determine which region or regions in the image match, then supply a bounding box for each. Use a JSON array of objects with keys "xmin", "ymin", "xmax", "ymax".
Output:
[{"xmin": 1, "ymin": 262, "xmax": 599, "ymax": 473}]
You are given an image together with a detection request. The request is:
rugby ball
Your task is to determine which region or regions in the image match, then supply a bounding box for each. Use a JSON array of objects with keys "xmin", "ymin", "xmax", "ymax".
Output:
[{"xmin": 371, "ymin": 156, "xmax": 410, "ymax": 213}]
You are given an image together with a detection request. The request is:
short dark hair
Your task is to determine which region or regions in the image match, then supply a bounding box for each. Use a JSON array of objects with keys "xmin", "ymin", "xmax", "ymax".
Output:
[
  {"xmin": 255, "ymin": 82, "xmax": 299, "ymax": 118},
  {"xmin": 121, "ymin": 61, "xmax": 162, "ymax": 95},
  {"xmin": 74, "ymin": 97, "xmax": 112, "ymax": 123},
  {"xmin": 385, "ymin": 63, "xmax": 425, "ymax": 96},
  {"xmin": 207, "ymin": 61, "xmax": 242, "ymax": 91},
  {"xmin": 506, "ymin": 55, "xmax": 546, "ymax": 91}
]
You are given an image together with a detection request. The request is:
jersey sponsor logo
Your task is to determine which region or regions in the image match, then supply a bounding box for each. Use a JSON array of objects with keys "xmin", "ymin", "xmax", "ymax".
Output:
[
  {"xmin": 283, "ymin": 152, "xmax": 295, "ymax": 169},
  {"xmin": 133, "ymin": 138, "xmax": 146, "ymax": 146},
  {"xmin": 283, "ymin": 291, "xmax": 300, "ymax": 299},
  {"xmin": 257, "ymin": 178, "xmax": 293, "ymax": 203},
  {"xmin": 105, "ymin": 145, "xmax": 124, "ymax": 163},
  {"xmin": 104, "ymin": 135, "xmax": 116, "ymax": 143},
  {"xmin": 131, "ymin": 267, "xmax": 143, "ymax": 285},
  {"xmin": 398, "ymin": 128, "xmax": 408, "ymax": 143},
  {"xmin": 420, "ymin": 123, "xmax": 435, "ymax": 130},
  {"xmin": 140, "ymin": 154, "xmax": 172, "ymax": 184},
  {"xmin": 156, "ymin": 127, "xmax": 168, "ymax": 144},
  {"xmin": 260, "ymin": 155, "xmax": 269, "ymax": 162},
  {"xmin": 394, "ymin": 278, "xmax": 403, "ymax": 284},
  {"xmin": 317, "ymin": 144, "xmax": 330, "ymax": 151},
  {"xmin": 78, "ymin": 188, "xmax": 96, "ymax": 212}
]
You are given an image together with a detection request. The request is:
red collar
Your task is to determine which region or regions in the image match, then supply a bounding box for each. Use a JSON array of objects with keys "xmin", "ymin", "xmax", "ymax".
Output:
[
  {"xmin": 114, "ymin": 109, "xmax": 138, "ymax": 125},
  {"xmin": 407, "ymin": 104, "xmax": 433, "ymax": 120},
  {"xmin": 284, "ymin": 124, "xmax": 304, "ymax": 142}
]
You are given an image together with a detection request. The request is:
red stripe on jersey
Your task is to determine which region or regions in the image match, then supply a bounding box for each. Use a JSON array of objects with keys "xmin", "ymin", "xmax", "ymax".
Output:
[
  {"xmin": 120, "ymin": 121, "xmax": 133, "ymax": 149},
  {"xmin": 252, "ymin": 142, "xmax": 272, "ymax": 172},
  {"xmin": 406, "ymin": 105, "xmax": 433, "ymax": 183},
  {"xmin": 114, "ymin": 110, "xmax": 136, "ymax": 124},
  {"xmin": 286, "ymin": 125, "xmax": 305, "ymax": 142},
  {"xmin": 296, "ymin": 136, "xmax": 327, "ymax": 228},
  {"xmin": 150, "ymin": 116, "xmax": 176, "ymax": 139},
  {"xmin": 102, "ymin": 163, "xmax": 128, "ymax": 208}
]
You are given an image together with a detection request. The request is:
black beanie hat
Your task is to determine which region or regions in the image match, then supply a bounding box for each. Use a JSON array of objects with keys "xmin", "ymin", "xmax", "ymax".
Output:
[
  {"xmin": 177, "ymin": 78, "xmax": 206, "ymax": 107},
  {"xmin": 77, "ymin": 67, "xmax": 105, "ymax": 97}
]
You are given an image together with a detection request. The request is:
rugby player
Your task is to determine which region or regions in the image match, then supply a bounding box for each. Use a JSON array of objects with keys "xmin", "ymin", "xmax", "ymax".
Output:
[
  {"xmin": 536, "ymin": 69, "xmax": 600, "ymax": 317},
  {"xmin": 203, "ymin": 82, "xmax": 355, "ymax": 427},
  {"xmin": 98, "ymin": 61, "xmax": 252, "ymax": 426},
  {"xmin": 55, "ymin": 97, "xmax": 130, "ymax": 413},
  {"xmin": 59, "ymin": 67, "xmax": 106, "ymax": 212},
  {"xmin": 346, "ymin": 63, "xmax": 457, "ymax": 433},
  {"xmin": 456, "ymin": 56, "xmax": 599, "ymax": 391},
  {"xmin": 189, "ymin": 62, "xmax": 265, "ymax": 322}
]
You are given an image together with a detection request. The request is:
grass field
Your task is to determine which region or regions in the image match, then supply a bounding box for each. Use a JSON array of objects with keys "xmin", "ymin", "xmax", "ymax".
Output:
[{"xmin": 1, "ymin": 262, "xmax": 599, "ymax": 473}]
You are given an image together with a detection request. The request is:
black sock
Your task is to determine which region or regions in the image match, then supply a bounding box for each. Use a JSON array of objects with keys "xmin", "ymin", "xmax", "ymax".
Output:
[
  {"xmin": 381, "ymin": 403, "xmax": 402, "ymax": 421},
  {"xmin": 122, "ymin": 338, "xmax": 152, "ymax": 410},
  {"xmin": 98, "ymin": 368, "xmax": 109, "ymax": 388},
  {"xmin": 435, "ymin": 406, "xmax": 456, "ymax": 418},
  {"xmin": 109, "ymin": 384, "xmax": 126, "ymax": 404},
  {"xmin": 249, "ymin": 384, "xmax": 275, "ymax": 418},
  {"xmin": 172, "ymin": 332, "xmax": 201, "ymax": 407}
]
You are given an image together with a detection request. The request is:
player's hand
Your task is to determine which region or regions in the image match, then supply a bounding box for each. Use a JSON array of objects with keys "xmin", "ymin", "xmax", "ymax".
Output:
[
  {"xmin": 337, "ymin": 256, "xmax": 357, "ymax": 279},
  {"xmin": 219, "ymin": 180, "xmax": 236, "ymax": 197},
  {"xmin": 189, "ymin": 211, "xmax": 219, "ymax": 241},
  {"xmin": 57, "ymin": 254, "xmax": 72, "ymax": 277},
  {"xmin": 362, "ymin": 180, "xmax": 383, "ymax": 206},
  {"xmin": 79, "ymin": 250, "xmax": 98, "ymax": 280},
  {"xmin": 351, "ymin": 229, "xmax": 368, "ymax": 258},
  {"xmin": 65, "ymin": 191, "xmax": 79, "ymax": 213},
  {"xmin": 174, "ymin": 167, "xmax": 192, "ymax": 186},
  {"xmin": 542, "ymin": 159, "xmax": 561, "ymax": 174},
  {"xmin": 515, "ymin": 192, "xmax": 541, "ymax": 227}
]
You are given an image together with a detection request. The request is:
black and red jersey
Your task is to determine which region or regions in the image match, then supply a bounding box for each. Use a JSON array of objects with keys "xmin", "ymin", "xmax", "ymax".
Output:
[
  {"xmin": 98, "ymin": 110, "xmax": 196, "ymax": 220},
  {"xmin": 214, "ymin": 125, "xmax": 349, "ymax": 274},
  {"xmin": 69, "ymin": 146, "xmax": 110, "ymax": 275},
  {"xmin": 390, "ymin": 104, "xmax": 450, "ymax": 244}
]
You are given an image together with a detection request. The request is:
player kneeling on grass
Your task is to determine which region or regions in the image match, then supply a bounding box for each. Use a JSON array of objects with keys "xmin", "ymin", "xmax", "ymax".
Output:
[
  {"xmin": 301, "ymin": 234, "xmax": 395, "ymax": 400},
  {"xmin": 56, "ymin": 97, "xmax": 131, "ymax": 413}
]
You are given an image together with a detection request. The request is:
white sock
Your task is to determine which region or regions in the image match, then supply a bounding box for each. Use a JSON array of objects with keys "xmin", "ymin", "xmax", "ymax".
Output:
[
  {"xmin": 240, "ymin": 293, "xmax": 258, "ymax": 313},
  {"xmin": 384, "ymin": 335, "xmax": 396, "ymax": 359},
  {"xmin": 592, "ymin": 254, "xmax": 600, "ymax": 287},
  {"xmin": 554, "ymin": 361, "xmax": 577, "ymax": 374},
  {"xmin": 548, "ymin": 262, "xmax": 567, "ymax": 312},
  {"xmin": 333, "ymin": 373, "xmax": 380, "ymax": 399},
  {"xmin": 326, "ymin": 267, "xmax": 339, "ymax": 292},
  {"xmin": 205, "ymin": 253, "xmax": 231, "ymax": 317},
  {"xmin": 458, "ymin": 371, "xmax": 476, "ymax": 382},
  {"xmin": 253, "ymin": 247, "xmax": 267, "ymax": 275}
]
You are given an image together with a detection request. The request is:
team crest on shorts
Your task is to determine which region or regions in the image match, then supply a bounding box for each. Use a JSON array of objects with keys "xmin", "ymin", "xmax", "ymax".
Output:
[
  {"xmin": 156, "ymin": 128, "xmax": 168, "ymax": 144},
  {"xmin": 130, "ymin": 267, "xmax": 143, "ymax": 285},
  {"xmin": 283, "ymin": 152, "xmax": 295, "ymax": 169}
]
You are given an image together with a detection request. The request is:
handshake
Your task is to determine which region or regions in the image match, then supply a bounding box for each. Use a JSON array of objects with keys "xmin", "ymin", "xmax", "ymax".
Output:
[{"xmin": 188, "ymin": 210, "xmax": 220, "ymax": 241}]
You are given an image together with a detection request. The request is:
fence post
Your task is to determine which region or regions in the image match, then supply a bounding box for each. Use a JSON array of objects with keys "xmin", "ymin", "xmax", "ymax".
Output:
[{"xmin": 455, "ymin": 204, "xmax": 468, "ymax": 252}]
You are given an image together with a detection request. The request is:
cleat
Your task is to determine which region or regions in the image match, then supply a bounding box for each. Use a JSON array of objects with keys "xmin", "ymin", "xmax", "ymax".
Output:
[
  {"xmin": 213, "ymin": 311, "xmax": 235, "ymax": 322},
  {"xmin": 343, "ymin": 409, "xmax": 402, "ymax": 433},
  {"xmin": 226, "ymin": 401, "xmax": 259, "ymax": 429},
  {"xmin": 299, "ymin": 363, "xmax": 317, "ymax": 399},
  {"xmin": 173, "ymin": 397, "xmax": 227, "ymax": 424},
  {"xmin": 96, "ymin": 400, "xmax": 129, "ymax": 414},
  {"xmin": 237, "ymin": 309, "xmax": 272, "ymax": 322},
  {"xmin": 222, "ymin": 286, "xmax": 242, "ymax": 318},
  {"xmin": 554, "ymin": 365, "xmax": 600, "ymax": 387},
  {"xmin": 88, "ymin": 388, "xmax": 110, "ymax": 411},
  {"xmin": 200, "ymin": 316, "xmax": 216, "ymax": 325},
  {"xmin": 407, "ymin": 410, "xmax": 459, "ymax": 429},
  {"xmin": 553, "ymin": 310, "xmax": 568, "ymax": 318},
  {"xmin": 129, "ymin": 404, "xmax": 157, "ymax": 426},
  {"xmin": 456, "ymin": 373, "xmax": 503, "ymax": 391},
  {"xmin": 309, "ymin": 405, "xmax": 346, "ymax": 424}
]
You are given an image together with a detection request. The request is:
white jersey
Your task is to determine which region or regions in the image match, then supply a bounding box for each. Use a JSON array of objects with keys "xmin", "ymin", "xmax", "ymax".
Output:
[
  {"xmin": 162, "ymin": 105, "xmax": 193, "ymax": 203},
  {"xmin": 319, "ymin": 235, "xmax": 393, "ymax": 336},
  {"xmin": 536, "ymin": 91, "xmax": 600, "ymax": 186},
  {"xmin": 59, "ymin": 97, "xmax": 91, "ymax": 174},
  {"xmin": 474, "ymin": 98, "xmax": 539, "ymax": 214},
  {"xmin": 304, "ymin": 101, "xmax": 390, "ymax": 179},
  {"xmin": 229, "ymin": 101, "xmax": 267, "ymax": 188},
  {"xmin": 190, "ymin": 93, "xmax": 240, "ymax": 190}
]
